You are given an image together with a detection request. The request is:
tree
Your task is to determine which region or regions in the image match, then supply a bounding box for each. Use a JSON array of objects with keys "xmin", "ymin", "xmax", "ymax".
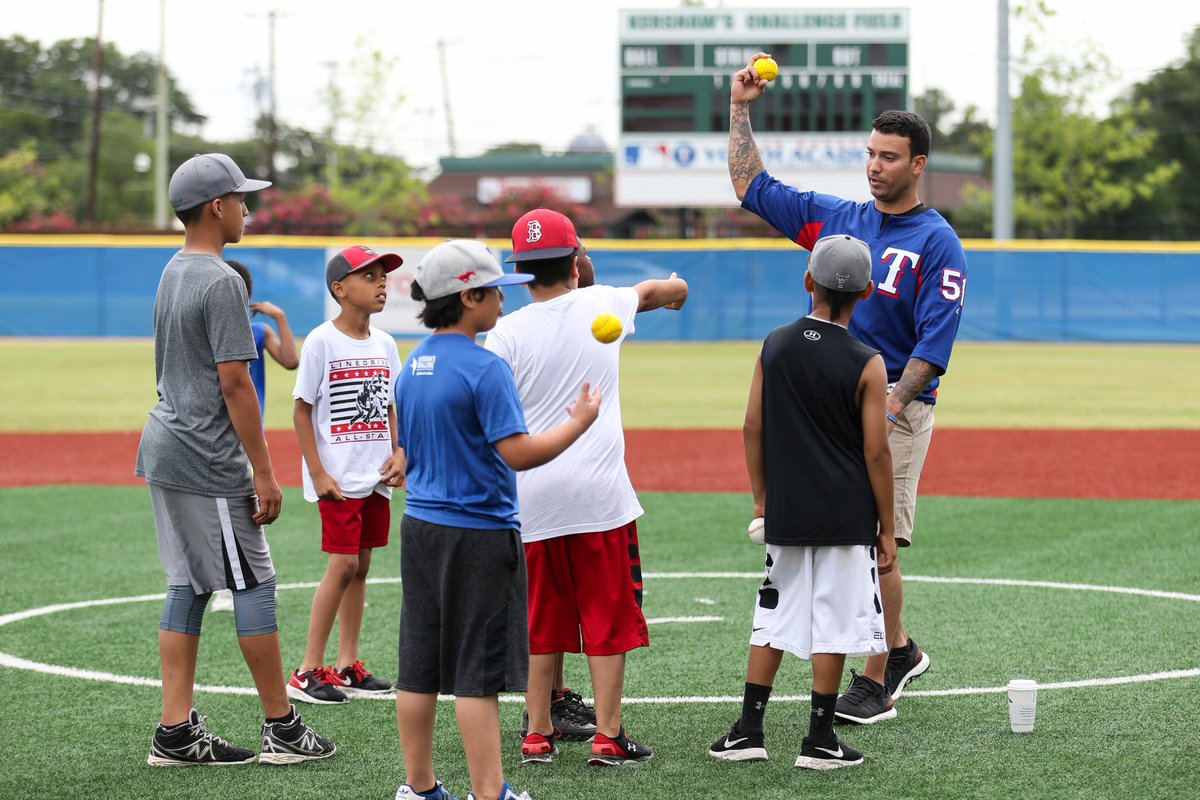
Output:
[
  {"xmin": 1126, "ymin": 26, "xmax": 1200, "ymax": 238},
  {"xmin": 954, "ymin": 2, "xmax": 1177, "ymax": 238},
  {"xmin": 0, "ymin": 141, "xmax": 73, "ymax": 229},
  {"xmin": 0, "ymin": 36, "xmax": 202, "ymax": 162}
]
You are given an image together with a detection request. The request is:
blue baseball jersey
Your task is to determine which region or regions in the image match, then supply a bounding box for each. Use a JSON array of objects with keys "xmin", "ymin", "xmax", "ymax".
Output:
[
  {"xmin": 394, "ymin": 332, "xmax": 528, "ymax": 529},
  {"xmin": 743, "ymin": 170, "xmax": 967, "ymax": 403}
]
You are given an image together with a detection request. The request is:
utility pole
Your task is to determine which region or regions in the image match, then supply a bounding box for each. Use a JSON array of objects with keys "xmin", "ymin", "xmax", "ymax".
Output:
[
  {"xmin": 437, "ymin": 38, "xmax": 458, "ymax": 157},
  {"xmin": 993, "ymin": 0, "xmax": 1014, "ymax": 240},
  {"xmin": 323, "ymin": 61, "xmax": 340, "ymax": 192},
  {"xmin": 84, "ymin": 0, "xmax": 105, "ymax": 225},
  {"xmin": 250, "ymin": 9, "xmax": 286, "ymax": 181},
  {"xmin": 153, "ymin": 0, "xmax": 169, "ymax": 228}
]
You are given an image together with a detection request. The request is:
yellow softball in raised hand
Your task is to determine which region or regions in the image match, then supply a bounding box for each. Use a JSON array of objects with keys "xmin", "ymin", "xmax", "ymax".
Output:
[
  {"xmin": 754, "ymin": 57, "xmax": 778, "ymax": 82},
  {"xmin": 591, "ymin": 312, "xmax": 622, "ymax": 344}
]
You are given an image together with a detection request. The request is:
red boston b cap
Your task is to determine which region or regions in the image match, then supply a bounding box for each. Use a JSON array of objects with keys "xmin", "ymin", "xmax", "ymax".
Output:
[
  {"xmin": 505, "ymin": 208, "xmax": 579, "ymax": 263},
  {"xmin": 326, "ymin": 245, "xmax": 404, "ymax": 297}
]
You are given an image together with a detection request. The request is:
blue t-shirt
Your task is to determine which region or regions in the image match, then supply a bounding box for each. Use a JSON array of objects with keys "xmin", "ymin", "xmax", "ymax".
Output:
[
  {"xmin": 742, "ymin": 171, "xmax": 967, "ymax": 403},
  {"xmin": 394, "ymin": 333, "xmax": 528, "ymax": 529},
  {"xmin": 249, "ymin": 321, "xmax": 267, "ymax": 416}
]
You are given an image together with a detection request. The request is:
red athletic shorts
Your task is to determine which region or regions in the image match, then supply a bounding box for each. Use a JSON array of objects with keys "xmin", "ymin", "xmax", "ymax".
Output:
[
  {"xmin": 317, "ymin": 491, "xmax": 390, "ymax": 554},
  {"xmin": 524, "ymin": 521, "xmax": 649, "ymax": 656}
]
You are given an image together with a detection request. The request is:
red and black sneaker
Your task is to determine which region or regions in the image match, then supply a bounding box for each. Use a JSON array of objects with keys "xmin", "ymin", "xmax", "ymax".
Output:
[
  {"xmin": 328, "ymin": 660, "xmax": 394, "ymax": 698},
  {"xmin": 286, "ymin": 667, "xmax": 348, "ymax": 705},
  {"xmin": 587, "ymin": 727, "xmax": 653, "ymax": 766},
  {"xmin": 520, "ymin": 730, "xmax": 559, "ymax": 764}
]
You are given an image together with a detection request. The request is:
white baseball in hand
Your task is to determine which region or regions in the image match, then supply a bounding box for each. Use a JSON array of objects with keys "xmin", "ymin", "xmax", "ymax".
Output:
[{"xmin": 747, "ymin": 517, "xmax": 766, "ymax": 545}]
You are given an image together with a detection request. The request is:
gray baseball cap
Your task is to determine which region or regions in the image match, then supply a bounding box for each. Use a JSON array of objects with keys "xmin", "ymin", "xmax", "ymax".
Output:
[
  {"xmin": 415, "ymin": 240, "xmax": 534, "ymax": 300},
  {"xmin": 168, "ymin": 153, "xmax": 271, "ymax": 212},
  {"xmin": 807, "ymin": 234, "xmax": 873, "ymax": 292}
]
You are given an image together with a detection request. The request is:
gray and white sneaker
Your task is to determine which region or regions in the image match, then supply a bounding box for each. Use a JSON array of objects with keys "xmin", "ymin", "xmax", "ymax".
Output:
[
  {"xmin": 259, "ymin": 706, "xmax": 336, "ymax": 764},
  {"xmin": 210, "ymin": 589, "xmax": 235, "ymax": 613},
  {"xmin": 147, "ymin": 709, "xmax": 255, "ymax": 766},
  {"xmin": 793, "ymin": 735, "xmax": 864, "ymax": 770}
]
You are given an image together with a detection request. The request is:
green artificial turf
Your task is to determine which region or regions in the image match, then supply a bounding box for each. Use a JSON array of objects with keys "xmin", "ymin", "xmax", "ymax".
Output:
[{"xmin": 2, "ymin": 487, "xmax": 1197, "ymax": 799}]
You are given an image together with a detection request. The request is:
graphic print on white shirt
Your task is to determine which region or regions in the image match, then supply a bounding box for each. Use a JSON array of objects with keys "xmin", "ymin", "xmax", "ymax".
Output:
[{"xmin": 328, "ymin": 357, "xmax": 392, "ymax": 444}]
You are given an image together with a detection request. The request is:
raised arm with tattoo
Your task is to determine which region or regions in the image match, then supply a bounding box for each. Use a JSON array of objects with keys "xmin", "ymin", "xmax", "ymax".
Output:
[{"xmin": 728, "ymin": 52, "xmax": 772, "ymax": 200}]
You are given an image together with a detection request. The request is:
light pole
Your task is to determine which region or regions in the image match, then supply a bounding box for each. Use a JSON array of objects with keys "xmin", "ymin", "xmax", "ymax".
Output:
[
  {"xmin": 993, "ymin": 0, "xmax": 1014, "ymax": 240},
  {"xmin": 153, "ymin": 0, "xmax": 169, "ymax": 228}
]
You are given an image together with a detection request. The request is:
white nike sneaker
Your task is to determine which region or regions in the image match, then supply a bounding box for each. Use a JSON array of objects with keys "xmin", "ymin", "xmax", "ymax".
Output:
[
  {"xmin": 707, "ymin": 721, "xmax": 768, "ymax": 762},
  {"xmin": 793, "ymin": 735, "xmax": 864, "ymax": 770}
]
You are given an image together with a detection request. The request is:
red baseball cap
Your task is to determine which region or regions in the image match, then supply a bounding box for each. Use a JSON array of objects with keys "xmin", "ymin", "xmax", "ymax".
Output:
[
  {"xmin": 326, "ymin": 245, "xmax": 404, "ymax": 296},
  {"xmin": 506, "ymin": 208, "xmax": 579, "ymax": 263}
]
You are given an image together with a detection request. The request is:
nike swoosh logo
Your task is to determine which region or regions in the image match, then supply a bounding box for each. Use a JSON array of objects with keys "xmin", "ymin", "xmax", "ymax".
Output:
[
  {"xmin": 294, "ymin": 678, "xmax": 310, "ymax": 689},
  {"xmin": 724, "ymin": 737, "xmax": 748, "ymax": 748},
  {"xmin": 815, "ymin": 745, "xmax": 844, "ymax": 758}
]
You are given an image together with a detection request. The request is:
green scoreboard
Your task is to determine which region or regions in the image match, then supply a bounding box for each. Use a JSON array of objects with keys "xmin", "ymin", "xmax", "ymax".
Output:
[{"xmin": 616, "ymin": 8, "xmax": 910, "ymax": 207}]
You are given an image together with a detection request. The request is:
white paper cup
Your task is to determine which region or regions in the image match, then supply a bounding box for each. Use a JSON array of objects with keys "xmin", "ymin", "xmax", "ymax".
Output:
[{"xmin": 1007, "ymin": 679, "xmax": 1038, "ymax": 732}]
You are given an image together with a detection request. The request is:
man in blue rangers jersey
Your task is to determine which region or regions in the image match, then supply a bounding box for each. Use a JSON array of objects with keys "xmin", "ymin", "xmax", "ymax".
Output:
[{"xmin": 728, "ymin": 52, "xmax": 968, "ymax": 725}]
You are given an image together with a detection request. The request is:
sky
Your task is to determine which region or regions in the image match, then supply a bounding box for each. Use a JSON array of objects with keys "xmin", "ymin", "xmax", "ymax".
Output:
[{"xmin": 7, "ymin": 1, "xmax": 1199, "ymax": 171}]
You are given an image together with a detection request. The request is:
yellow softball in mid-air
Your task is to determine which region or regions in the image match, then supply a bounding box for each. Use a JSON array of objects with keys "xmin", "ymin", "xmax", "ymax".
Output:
[
  {"xmin": 754, "ymin": 57, "xmax": 779, "ymax": 82},
  {"xmin": 591, "ymin": 312, "xmax": 622, "ymax": 344}
]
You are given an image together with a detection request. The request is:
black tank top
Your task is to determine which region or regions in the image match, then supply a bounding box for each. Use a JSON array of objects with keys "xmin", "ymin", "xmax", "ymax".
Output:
[{"xmin": 760, "ymin": 316, "xmax": 880, "ymax": 546}]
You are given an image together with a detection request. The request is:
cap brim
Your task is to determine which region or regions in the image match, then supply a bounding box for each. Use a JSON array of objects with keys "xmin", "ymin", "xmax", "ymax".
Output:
[
  {"xmin": 481, "ymin": 273, "xmax": 536, "ymax": 288},
  {"xmin": 345, "ymin": 252, "xmax": 405, "ymax": 276},
  {"xmin": 234, "ymin": 178, "xmax": 272, "ymax": 194},
  {"xmin": 504, "ymin": 246, "xmax": 577, "ymax": 263}
]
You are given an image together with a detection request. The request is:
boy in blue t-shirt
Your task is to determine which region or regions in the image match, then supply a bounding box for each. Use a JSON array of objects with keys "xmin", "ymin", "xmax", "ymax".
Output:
[{"xmin": 392, "ymin": 239, "xmax": 601, "ymax": 800}]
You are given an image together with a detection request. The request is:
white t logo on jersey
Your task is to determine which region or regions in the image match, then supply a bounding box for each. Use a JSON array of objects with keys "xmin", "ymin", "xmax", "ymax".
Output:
[
  {"xmin": 526, "ymin": 220, "xmax": 543, "ymax": 243},
  {"xmin": 876, "ymin": 247, "xmax": 921, "ymax": 296}
]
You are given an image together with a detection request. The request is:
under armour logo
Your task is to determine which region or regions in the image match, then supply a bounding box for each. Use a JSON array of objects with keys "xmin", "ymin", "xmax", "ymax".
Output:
[
  {"xmin": 814, "ymin": 708, "xmax": 825, "ymax": 717},
  {"xmin": 455, "ymin": 270, "xmax": 476, "ymax": 283},
  {"xmin": 526, "ymin": 220, "xmax": 543, "ymax": 243}
]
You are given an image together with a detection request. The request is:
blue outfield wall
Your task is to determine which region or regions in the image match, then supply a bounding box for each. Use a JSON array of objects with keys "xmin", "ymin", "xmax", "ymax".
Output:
[{"xmin": 1, "ymin": 236, "xmax": 1198, "ymax": 342}]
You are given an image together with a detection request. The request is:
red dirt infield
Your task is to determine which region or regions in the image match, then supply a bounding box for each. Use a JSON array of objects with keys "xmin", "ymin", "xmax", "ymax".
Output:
[{"xmin": 2, "ymin": 429, "xmax": 1197, "ymax": 499}]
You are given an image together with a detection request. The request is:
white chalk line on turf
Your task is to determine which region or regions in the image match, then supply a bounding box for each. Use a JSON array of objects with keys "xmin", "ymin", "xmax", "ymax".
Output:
[{"xmin": 2, "ymin": 575, "xmax": 1198, "ymax": 701}]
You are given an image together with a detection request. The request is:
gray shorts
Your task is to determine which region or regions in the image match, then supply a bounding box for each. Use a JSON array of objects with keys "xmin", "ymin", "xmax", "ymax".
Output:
[
  {"xmin": 396, "ymin": 515, "xmax": 529, "ymax": 697},
  {"xmin": 149, "ymin": 484, "xmax": 276, "ymax": 594}
]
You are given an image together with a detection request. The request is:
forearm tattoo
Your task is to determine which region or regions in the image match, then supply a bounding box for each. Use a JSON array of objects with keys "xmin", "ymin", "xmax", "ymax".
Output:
[
  {"xmin": 889, "ymin": 358, "xmax": 940, "ymax": 414},
  {"xmin": 729, "ymin": 103, "xmax": 765, "ymax": 189}
]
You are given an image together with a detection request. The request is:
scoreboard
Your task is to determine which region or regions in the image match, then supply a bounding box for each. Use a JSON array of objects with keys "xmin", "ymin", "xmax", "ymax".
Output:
[{"xmin": 616, "ymin": 8, "xmax": 910, "ymax": 207}]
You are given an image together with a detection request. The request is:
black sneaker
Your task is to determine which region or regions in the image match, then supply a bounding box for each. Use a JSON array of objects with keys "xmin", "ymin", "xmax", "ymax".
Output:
[
  {"xmin": 707, "ymin": 721, "xmax": 768, "ymax": 762},
  {"xmin": 259, "ymin": 706, "xmax": 337, "ymax": 764},
  {"xmin": 329, "ymin": 660, "xmax": 395, "ymax": 698},
  {"xmin": 560, "ymin": 688, "xmax": 597, "ymax": 724},
  {"xmin": 834, "ymin": 670, "xmax": 897, "ymax": 724},
  {"xmin": 885, "ymin": 638, "xmax": 931, "ymax": 700},
  {"xmin": 146, "ymin": 709, "xmax": 256, "ymax": 767},
  {"xmin": 793, "ymin": 735, "xmax": 864, "ymax": 770},
  {"xmin": 519, "ymin": 694, "xmax": 597, "ymax": 742},
  {"xmin": 287, "ymin": 667, "xmax": 349, "ymax": 705},
  {"xmin": 588, "ymin": 727, "xmax": 653, "ymax": 766}
]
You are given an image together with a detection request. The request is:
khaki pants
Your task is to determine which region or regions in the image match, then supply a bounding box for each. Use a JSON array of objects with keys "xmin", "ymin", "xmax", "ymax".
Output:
[{"xmin": 889, "ymin": 401, "xmax": 934, "ymax": 546}]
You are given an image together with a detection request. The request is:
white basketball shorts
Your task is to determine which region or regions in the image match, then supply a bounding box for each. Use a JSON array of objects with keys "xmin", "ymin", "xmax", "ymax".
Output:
[{"xmin": 748, "ymin": 543, "xmax": 888, "ymax": 660}]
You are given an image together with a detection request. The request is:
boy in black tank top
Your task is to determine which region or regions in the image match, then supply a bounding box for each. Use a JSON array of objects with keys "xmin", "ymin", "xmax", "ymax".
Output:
[{"xmin": 708, "ymin": 235, "xmax": 897, "ymax": 770}]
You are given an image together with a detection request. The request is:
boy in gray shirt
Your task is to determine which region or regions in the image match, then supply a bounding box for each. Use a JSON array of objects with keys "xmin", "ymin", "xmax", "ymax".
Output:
[{"xmin": 136, "ymin": 153, "xmax": 334, "ymax": 766}]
